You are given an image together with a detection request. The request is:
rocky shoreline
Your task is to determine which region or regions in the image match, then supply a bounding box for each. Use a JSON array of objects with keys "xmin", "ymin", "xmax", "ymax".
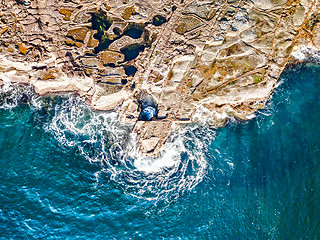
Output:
[{"xmin": 1, "ymin": 0, "xmax": 320, "ymax": 155}]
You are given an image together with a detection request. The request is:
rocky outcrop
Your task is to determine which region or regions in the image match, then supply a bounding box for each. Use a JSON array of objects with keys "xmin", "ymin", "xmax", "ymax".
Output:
[{"xmin": 1, "ymin": 0, "xmax": 320, "ymax": 155}]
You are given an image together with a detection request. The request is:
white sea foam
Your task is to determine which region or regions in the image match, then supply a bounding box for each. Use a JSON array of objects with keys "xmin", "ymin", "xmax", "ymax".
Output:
[
  {"xmin": 0, "ymin": 83, "xmax": 232, "ymax": 201},
  {"xmin": 291, "ymin": 47, "xmax": 320, "ymax": 62},
  {"xmin": 36, "ymin": 93, "xmax": 214, "ymax": 200},
  {"xmin": 291, "ymin": 50, "xmax": 307, "ymax": 61},
  {"xmin": 0, "ymin": 82, "xmax": 36, "ymax": 109},
  {"xmin": 192, "ymin": 105, "xmax": 229, "ymax": 126}
]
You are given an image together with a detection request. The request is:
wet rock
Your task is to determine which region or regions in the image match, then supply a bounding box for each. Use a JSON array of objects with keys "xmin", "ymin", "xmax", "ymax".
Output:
[
  {"xmin": 125, "ymin": 101, "xmax": 139, "ymax": 120},
  {"xmin": 140, "ymin": 137, "xmax": 159, "ymax": 153}
]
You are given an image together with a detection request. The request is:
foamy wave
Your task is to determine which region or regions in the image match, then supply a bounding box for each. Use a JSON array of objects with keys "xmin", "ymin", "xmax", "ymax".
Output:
[
  {"xmin": 45, "ymin": 96, "xmax": 130, "ymax": 148},
  {"xmin": 41, "ymin": 95, "xmax": 216, "ymax": 200},
  {"xmin": 193, "ymin": 105, "xmax": 229, "ymax": 126},
  {"xmin": 0, "ymin": 83, "xmax": 233, "ymax": 201},
  {"xmin": 0, "ymin": 82, "xmax": 36, "ymax": 109},
  {"xmin": 291, "ymin": 47, "xmax": 320, "ymax": 62}
]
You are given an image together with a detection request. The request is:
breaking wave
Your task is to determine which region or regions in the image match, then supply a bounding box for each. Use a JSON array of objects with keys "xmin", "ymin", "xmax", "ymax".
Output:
[
  {"xmin": 42, "ymin": 95, "xmax": 211, "ymax": 201},
  {"xmin": 0, "ymin": 83, "xmax": 235, "ymax": 201}
]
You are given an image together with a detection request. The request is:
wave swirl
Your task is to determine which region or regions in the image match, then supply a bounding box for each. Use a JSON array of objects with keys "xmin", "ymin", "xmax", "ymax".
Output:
[{"xmin": 0, "ymin": 83, "xmax": 223, "ymax": 201}]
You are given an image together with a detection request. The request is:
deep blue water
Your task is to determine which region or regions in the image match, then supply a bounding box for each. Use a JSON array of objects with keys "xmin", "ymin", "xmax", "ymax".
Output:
[{"xmin": 1, "ymin": 63, "xmax": 320, "ymax": 239}]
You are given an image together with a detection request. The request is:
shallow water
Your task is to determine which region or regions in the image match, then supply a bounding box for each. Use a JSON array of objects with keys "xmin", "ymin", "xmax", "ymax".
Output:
[{"xmin": 1, "ymin": 64, "xmax": 320, "ymax": 239}]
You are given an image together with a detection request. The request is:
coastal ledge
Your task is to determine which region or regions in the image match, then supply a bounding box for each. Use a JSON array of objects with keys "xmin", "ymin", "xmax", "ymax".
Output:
[{"xmin": 1, "ymin": 0, "xmax": 320, "ymax": 156}]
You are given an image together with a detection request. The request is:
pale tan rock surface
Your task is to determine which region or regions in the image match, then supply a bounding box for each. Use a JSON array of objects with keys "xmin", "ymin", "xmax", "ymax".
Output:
[{"xmin": 1, "ymin": 0, "xmax": 320, "ymax": 155}]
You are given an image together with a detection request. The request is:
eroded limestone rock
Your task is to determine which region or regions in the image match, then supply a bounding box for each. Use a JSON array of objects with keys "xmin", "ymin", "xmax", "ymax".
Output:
[{"xmin": 1, "ymin": 0, "xmax": 320, "ymax": 155}]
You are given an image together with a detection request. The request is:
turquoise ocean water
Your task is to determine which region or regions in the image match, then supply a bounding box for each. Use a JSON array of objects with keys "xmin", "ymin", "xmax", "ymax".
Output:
[{"xmin": 0, "ymin": 63, "xmax": 320, "ymax": 239}]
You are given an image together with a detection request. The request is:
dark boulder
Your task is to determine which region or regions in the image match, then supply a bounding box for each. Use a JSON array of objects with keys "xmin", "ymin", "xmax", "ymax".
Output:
[{"xmin": 137, "ymin": 92, "xmax": 158, "ymax": 121}]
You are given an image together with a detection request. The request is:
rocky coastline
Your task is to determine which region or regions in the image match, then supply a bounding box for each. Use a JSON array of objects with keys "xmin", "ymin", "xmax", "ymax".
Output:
[{"xmin": 1, "ymin": 0, "xmax": 320, "ymax": 155}]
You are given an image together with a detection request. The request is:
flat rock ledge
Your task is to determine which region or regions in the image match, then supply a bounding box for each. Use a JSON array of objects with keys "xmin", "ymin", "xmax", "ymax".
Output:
[{"xmin": 1, "ymin": 0, "xmax": 320, "ymax": 156}]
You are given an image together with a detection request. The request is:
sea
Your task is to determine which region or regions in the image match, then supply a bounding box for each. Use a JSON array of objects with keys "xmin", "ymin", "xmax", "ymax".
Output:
[{"xmin": 0, "ymin": 62, "xmax": 320, "ymax": 239}]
